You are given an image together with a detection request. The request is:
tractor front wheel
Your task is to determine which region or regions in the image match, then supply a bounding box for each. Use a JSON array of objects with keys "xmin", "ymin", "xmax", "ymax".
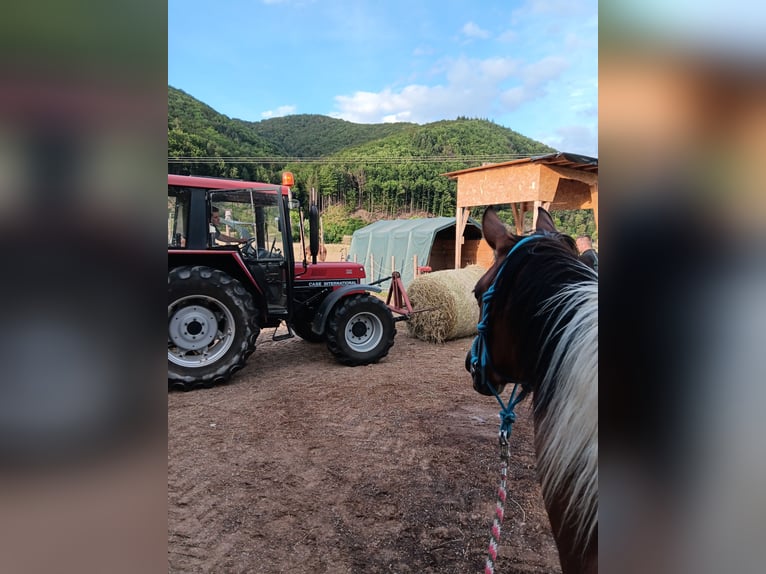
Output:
[{"xmin": 325, "ymin": 294, "xmax": 395, "ymax": 366}]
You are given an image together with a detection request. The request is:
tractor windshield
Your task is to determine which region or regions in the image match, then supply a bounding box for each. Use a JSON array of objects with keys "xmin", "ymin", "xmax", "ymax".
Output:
[{"xmin": 209, "ymin": 189, "xmax": 285, "ymax": 256}]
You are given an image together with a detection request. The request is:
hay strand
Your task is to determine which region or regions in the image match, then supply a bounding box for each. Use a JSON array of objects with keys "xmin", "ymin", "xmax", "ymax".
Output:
[{"xmin": 407, "ymin": 265, "xmax": 486, "ymax": 343}]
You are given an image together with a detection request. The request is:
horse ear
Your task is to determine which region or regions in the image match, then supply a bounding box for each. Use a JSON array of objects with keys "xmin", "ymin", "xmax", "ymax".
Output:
[
  {"xmin": 535, "ymin": 207, "xmax": 558, "ymax": 233},
  {"xmin": 482, "ymin": 207, "xmax": 513, "ymax": 252}
]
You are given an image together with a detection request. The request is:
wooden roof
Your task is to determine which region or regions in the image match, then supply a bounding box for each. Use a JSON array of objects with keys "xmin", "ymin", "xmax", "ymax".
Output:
[
  {"xmin": 441, "ymin": 152, "xmax": 598, "ymax": 211},
  {"xmin": 442, "ymin": 152, "xmax": 598, "ymax": 178}
]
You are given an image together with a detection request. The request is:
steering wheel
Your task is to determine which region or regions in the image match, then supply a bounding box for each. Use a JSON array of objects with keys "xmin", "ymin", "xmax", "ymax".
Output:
[
  {"xmin": 241, "ymin": 238, "xmax": 277, "ymax": 259},
  {"xmin": 240, "ymin": 237, "xmax": 259, "ymax": 258}
]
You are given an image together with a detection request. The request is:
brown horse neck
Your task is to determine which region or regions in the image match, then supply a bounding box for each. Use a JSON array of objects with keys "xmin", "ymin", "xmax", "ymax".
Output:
[{"xmin": 542, "ymin": 489, "xmax": 598, "ymax": 574}]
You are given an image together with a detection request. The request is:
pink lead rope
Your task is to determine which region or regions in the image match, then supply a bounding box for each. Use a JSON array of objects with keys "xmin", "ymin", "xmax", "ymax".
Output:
[{"xmin": 484, "ymin": 433, "xmax": 510, "ymax": 574}]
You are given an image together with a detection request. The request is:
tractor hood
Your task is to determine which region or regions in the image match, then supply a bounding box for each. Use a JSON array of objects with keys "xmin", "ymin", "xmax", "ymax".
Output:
[{"xmin": 293, "ymin": 262, "xmax": 367, "ymax": 286}]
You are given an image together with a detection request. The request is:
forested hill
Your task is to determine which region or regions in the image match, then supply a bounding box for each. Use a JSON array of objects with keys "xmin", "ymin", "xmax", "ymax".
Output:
[
  {"xmin": 335, "ymin": 118, "xmax": 552, "ymax": 161},
  {"xmin": 291, "ymin": 118, "xmax": 555, "ymax": 218},
  {"xmin": 240, "ymin": 114, "xmax": 415, "ymax": 157},
  {"xmin": 168, "ymin": 86, "xmax": 281, "ymax": 164},
  {"xmin": 168, "ymin": 84, "xmax": 555, "ymax": 179},
  {"xmin": 168, "ymin": 86, "xmax": 599, "ymax": 239}
]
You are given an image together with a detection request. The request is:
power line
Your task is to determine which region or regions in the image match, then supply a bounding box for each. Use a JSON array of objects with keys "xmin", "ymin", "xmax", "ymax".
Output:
[{"xmin": 167, "ymin": 154, "xmax": 532, "ymax": 165}]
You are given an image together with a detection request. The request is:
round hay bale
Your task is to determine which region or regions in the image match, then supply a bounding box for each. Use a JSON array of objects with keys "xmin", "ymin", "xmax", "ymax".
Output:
[{"xmin": 407, "ymin": 265, "xmax": 486, "ymax": 343}]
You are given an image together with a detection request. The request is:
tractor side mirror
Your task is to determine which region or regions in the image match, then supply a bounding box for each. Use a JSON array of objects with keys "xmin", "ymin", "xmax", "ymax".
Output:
[{"xmin": 308, "ymin": 204, "xmax": 320, "ymax": 261}]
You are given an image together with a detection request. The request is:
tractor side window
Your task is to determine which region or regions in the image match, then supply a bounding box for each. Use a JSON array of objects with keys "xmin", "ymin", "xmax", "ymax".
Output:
[
  {"xmin": 168, "ymin": 188, "xmax": 190, "ymax": 247},
  {"xmin": 210, "ymin": 190, "xmax": 284, "ymax": 257}
]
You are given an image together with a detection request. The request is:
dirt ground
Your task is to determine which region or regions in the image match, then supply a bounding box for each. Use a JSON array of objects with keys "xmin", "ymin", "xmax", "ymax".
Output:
[{"xmin": 168, "ymin": 323, "xmax": 561, "ymax": 573}]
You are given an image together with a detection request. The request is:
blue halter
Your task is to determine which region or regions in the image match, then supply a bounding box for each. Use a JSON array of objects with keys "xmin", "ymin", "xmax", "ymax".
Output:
[{"xmin": 469, "ymin": 234, "xmax": 541, "ymax": 436}]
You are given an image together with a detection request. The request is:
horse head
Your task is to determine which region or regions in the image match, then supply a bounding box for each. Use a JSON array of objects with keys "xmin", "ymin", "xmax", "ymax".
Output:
[
  {"xmin": 466, "ymin": 206, "xmax": 582, "ymax": 398},
  {"xmin": 467, "ymin": 206, "xmax": 599, "ymax": 574}
]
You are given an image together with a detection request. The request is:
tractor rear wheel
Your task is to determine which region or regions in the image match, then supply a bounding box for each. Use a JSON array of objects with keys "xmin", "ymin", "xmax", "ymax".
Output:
[
  {"xmin": 168, "ymin": 266, "xmax": 260, "ymax": 390},
  {"xmin": 325, "ymin": 294, "xmax": 395, "ymax": 366}
]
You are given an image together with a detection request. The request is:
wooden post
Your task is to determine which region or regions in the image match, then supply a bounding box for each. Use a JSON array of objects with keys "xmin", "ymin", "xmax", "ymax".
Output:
[
  {"xmin": 591, "ymin": 182, "xmax": 599, "ymax": 230},
  {"xmin": 454, "ymin": 207, "xmax": 460, "ymax": 271},
  {"xmin": 413, "ymin": 254, "xmax": 418, "ymax": 278},
  {"xmin": 454, "ymin": 206, "xmax": 470, "ymax": 269},
  {"xmin": 510, "ymin": 203, "xmax": 523, "ymax": 235},
  {"xmin": 522, "ymin": 202, "xmax": 530, "ymax": 233},
  {"xmin": 391, "ymin": 255, "xmax": 395, "ymax": 275}
]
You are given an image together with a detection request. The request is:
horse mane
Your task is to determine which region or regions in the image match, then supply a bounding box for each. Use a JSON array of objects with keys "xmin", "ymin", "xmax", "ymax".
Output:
[{"xmin": 536, "ymin": 281, "xmax": 598, "ymax": 552}]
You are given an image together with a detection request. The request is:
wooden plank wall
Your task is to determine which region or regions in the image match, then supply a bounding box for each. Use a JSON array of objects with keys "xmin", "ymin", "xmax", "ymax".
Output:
[
  {"xmin": 428, "ymin": 238, "xmax": 493, "ymax": 271},
  {"xmin": 456, "ymin": 163, "xmax": 542, "ymax": 207}
]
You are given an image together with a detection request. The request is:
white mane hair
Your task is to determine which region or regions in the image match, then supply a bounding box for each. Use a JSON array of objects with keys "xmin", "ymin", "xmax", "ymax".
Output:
[{"xmin": 535, "ymin": 279, "xmax": 598, "ymax": 552}]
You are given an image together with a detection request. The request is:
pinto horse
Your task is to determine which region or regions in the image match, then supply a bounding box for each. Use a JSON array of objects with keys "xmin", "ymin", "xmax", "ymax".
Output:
[{"xmin": 466, "ymin": 207, "xmax": 597, "ymax": 574}]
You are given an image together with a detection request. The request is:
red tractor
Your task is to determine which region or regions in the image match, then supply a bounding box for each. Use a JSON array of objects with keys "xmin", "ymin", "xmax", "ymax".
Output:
[{"xmin": 168, "ymin": 173, "xmax": 412, "ymax": 390}]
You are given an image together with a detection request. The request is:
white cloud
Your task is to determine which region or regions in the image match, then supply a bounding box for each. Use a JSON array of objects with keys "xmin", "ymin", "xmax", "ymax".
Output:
[
  {"xmin": 333, "ymin": 56, "xmax": 516, "ymax": 124},
  {"xmin": 500, "ymin": 86, "xmax": 529, "ymax": 110},
  {"xmin": 497, "ymin": 29, "xmax": 518, "ymax": 43},
  {"xmin": 461, "ymin": 21, "xmax": 491, "ymax": 39},
  {"xmin": 521, "ymin": 56, "xmax": 569, "ymax": 87},
  {"xmin": 261, "ymin": 105, "xmax": 297, "ymax": 119},
  {"xmin": 382, "ymin": 111, "xmax": 411, "ymax": 123},
  {"xmin": 331, "ymin": 54, "xmax": 572, "ymax": 124},
  {"xmin": 542, "ymin": 125, "xmax": 597, "ymax": 157},
  {"xmin": 498, "ymin": 56, "xmax": 570, "ymax": 110},
  {"xmin": 479, "ymin": 57, "xmax": 520, "ymax": 79}
]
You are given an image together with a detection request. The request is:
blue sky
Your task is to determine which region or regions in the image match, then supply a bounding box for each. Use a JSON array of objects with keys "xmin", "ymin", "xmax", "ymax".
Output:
[{"xmin": 168, "ymin": 0, "xmax": 597, "ymax": 157}]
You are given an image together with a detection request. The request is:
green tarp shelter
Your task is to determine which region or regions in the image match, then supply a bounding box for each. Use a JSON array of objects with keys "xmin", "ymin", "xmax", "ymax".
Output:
[{"xmin": 347, "ymin": 217, "xmax": 481, "ymax": 288}]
